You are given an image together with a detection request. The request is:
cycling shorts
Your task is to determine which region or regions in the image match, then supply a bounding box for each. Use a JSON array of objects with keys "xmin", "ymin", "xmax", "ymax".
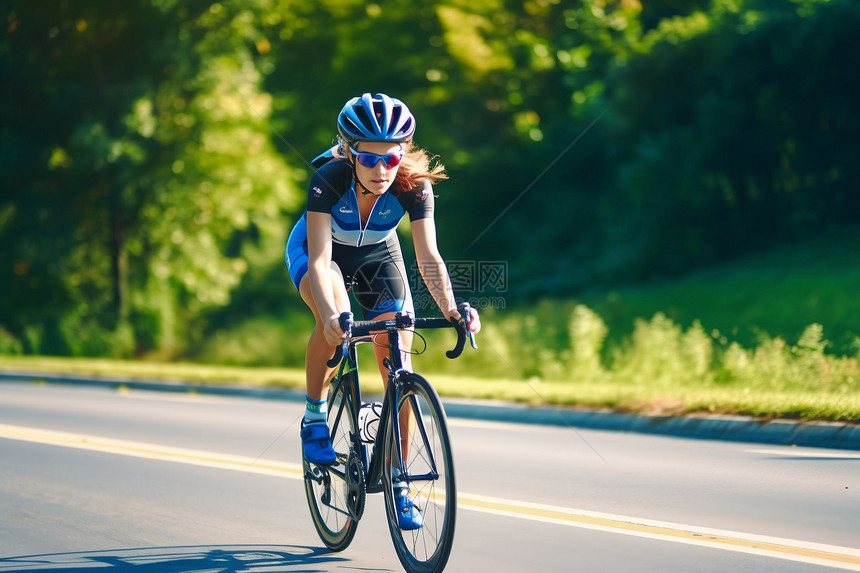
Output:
[{"xmin": 286, "ymin": 218, "xmax": 413, "ymax": 320}]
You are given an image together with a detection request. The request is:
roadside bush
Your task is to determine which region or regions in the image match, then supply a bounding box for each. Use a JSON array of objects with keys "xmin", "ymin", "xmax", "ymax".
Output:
[
  {"xmin": 565, "ymin": 304, "xmax": 608, "ymax": 382},
  {"xmin": 610, "ymin": 312, "xmax": 715, "ymax": 387},
  {"xmin": 716, "ymin": 323, "xmax": 860, "ymax": 394},
  {"xmin": 194, "ymin": 313, "xmax": 313, "ymax": 367},
  {"xmin": 0, "ymin": 327, "xmax": 23, "ymax": 355}
]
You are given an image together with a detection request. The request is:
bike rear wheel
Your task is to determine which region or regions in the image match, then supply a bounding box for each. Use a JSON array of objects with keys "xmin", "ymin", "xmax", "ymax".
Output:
[
  {"xmin": 303, "ymin": 373, "xmax": 361, "ymax": 551},
  {"xmin": 383, "ymin": 373, "xmax": 456, "ymax": 573}
]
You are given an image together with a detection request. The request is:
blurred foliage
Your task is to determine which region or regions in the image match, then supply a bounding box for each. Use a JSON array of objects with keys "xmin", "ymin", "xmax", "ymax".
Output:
[
  {"xmin": 1, "ymin": 0, "xmax": 858, "ymax": 363},
  {"xmin": 2, "ymin": 0, "xmax": 300, "ymax": 356}
]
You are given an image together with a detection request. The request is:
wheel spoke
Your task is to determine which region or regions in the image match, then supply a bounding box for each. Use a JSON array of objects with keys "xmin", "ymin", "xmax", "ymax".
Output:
[
  {"xmin": 303, "ymin": 374, "xmax": 360, "ymax": 551},
  {"xmin": 383, "ymin": 374, "xmax": 456, "ymax": 573}
]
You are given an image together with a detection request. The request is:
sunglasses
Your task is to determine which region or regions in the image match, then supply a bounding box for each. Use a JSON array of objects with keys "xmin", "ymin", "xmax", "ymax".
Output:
[{"xmin": 352, "ymin": 150, "xmax": 404, "ymax": 169}]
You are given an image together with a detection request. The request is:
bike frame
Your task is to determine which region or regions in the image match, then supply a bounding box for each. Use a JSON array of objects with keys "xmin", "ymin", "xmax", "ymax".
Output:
[
  {"xmin": 328, "ymin": 326, "xmax": 435, "ymax": 496},
  {"xmin": 305, "ymin": 306, "xmax": 475, "ymax": 571},
  {"xmin": 313, "ymin": 307, "xmax": 474, "ymax": 518}
]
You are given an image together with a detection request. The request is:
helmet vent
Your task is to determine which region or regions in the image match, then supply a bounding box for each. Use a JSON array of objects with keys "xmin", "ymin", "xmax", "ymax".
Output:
[{"xmin": 354, "ymin": 106, "xmax": 374, "ymax": 131}]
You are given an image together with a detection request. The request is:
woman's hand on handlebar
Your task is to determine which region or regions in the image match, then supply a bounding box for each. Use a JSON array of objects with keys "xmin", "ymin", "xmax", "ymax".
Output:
[
  {"xmin": 323, "ymin": 314, "xmax": 347, "ymax": 346},
  {"xmin": 445, "ymin": 304, "xmax": 481, "ymax": 334}
]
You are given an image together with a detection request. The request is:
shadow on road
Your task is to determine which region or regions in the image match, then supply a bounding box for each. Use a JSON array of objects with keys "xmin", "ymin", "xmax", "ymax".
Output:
[{"xmin": 0, "ymin": 544, "xmax": 388, "ymax": 572}]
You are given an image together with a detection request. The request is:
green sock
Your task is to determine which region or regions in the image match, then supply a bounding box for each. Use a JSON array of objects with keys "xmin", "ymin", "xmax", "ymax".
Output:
[{"xmin": 305, "ymin": 396, "xmax": 327, "ymax": 423}]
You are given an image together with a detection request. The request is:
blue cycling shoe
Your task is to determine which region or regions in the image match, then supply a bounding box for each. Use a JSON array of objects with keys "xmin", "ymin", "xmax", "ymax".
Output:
[
  {"xmin": 394, "ymin": 481, "xmax": 423, "ymax": 530},
  {"xmin": 301, "ymin": 420, "xmax": 336, "ymax": 465}
]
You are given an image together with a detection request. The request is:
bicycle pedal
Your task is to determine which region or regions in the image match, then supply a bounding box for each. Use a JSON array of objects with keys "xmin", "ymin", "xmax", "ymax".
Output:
[{"xmin": 303, "ymin": 462, "xmax": 322, "ymax": 481}]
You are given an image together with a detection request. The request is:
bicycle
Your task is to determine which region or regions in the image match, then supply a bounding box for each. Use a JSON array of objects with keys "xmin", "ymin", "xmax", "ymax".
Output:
[{"xmin": 303, "ymin": 302, "xmax": 477, "ymax": 573}]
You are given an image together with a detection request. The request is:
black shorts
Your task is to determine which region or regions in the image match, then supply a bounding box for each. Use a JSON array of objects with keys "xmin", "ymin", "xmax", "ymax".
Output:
[{"xmin": 331, "ymin": 235, "xmax": 413, "ymax": 320}]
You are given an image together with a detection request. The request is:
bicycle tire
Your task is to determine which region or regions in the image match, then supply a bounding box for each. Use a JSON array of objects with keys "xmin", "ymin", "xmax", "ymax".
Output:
[
  {"xmin": 303, "ymin": 372, "xmax": 360, "ymax": 551},
  {"xmin": 382, "ymin": 373, "xmax": 456, "ymax": 573}
]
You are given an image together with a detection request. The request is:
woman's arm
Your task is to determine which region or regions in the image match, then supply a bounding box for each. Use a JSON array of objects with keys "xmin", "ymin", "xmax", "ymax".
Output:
[
  {"xmin": 411, "ymin": 218, "xmax": 481, "ymax": 331},
  {"xmin": 306, "ymin": 211, "xmax": 345, "ymax": 344}
]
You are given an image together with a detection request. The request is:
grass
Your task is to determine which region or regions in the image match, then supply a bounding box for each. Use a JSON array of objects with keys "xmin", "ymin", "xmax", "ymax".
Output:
[
  {"xmin": 579, "ymin": 226, "xmax": 860, "ymax": 357},
  {"xmin": 0, "ymin": 355, "xmax": 306, "ymax": 389},
  {"xmin": 1, "ymin": 227, "xmax": 858, "ymax": 424},
  {"xmin": 1, "ymin": 342, "xmax": 857, "ymax": 423}
]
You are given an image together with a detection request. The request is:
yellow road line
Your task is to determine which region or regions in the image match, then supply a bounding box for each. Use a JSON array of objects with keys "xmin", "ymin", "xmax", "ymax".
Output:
[
  {"xmin": 458, "ymin": 493, "xmax": 860, "ymax": 570},
  {"xmin": 2, "ymin": 423, "xmax": 859, "ymax": 570},
  {"xmin": 0, "ymin": 423, "xmax": 305, "ymax": 479}
]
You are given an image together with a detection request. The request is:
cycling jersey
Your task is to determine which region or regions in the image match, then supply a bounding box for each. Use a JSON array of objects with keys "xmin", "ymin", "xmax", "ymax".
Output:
[
  {"xmin": 286, "ymin": 158, "xmax": 434, "ymax": 319},
  {"xmin": 308, "ymin": 159, "xmax": 432, "ymax": 247}
]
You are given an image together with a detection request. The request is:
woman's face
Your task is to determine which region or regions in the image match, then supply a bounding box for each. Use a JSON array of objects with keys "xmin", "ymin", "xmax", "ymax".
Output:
[{"xmin": 348, "ymin": 141, "xmax": 403, "ymax": 195}]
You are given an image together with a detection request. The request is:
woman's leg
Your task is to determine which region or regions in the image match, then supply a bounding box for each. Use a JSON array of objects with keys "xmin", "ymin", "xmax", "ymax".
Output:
[
  {"xmin": 358, "ymin": 237, "xmax": 415, "ymax": 382},
  {"xmin": 369, "ymin": 314, "xmax": 414, "ymax": 379},
  {"xmin": 296, "ymin": 263, "xmax": 351, "ymax": 465},
  {"xmin": 369, "ymin": 313, "xmax": 415, "ymax": 469},
  {"xmin": 355, "ymin": 244, "xmax": 422, "ymax": 528},
  {"xmin": 298, "ymin": 263, "xmax": 351, "ymax": 402}
]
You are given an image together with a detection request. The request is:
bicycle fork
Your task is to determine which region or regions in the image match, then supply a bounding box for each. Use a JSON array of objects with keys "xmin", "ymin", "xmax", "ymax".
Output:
[{"xmin": 384, "ymin": 373, "xmax": 441, "ymax": 485}]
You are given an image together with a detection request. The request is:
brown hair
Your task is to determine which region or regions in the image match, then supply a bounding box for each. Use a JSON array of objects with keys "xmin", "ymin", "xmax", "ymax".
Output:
[
  {"xmin": 393, "ymin": 142, "xmax": 448, "ymax": 194},
  {"xmin": 345, "ymin": 140, "xmax": 448, "ymax": 195}
]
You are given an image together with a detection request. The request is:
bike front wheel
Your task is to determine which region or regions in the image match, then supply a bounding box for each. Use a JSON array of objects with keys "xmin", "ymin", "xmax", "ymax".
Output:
[
  {"xmin": 383, "ymin": 373, "xmax": 456, "ymax": 573},
  {"xmin": 303, "ymin": 373, "xmax": 361, "ymax": 551}
]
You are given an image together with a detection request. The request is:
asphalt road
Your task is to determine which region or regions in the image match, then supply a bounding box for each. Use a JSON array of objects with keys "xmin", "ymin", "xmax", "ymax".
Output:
[{"xmin": 1, "ymin": 380, "xmax": 859, "ymax": 572}]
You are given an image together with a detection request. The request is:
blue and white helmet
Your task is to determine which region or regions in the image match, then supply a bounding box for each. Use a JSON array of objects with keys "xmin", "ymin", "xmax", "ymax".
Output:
[{"xmin": 337, "ymin": 93, "xmax": 416, "ymax": 144}]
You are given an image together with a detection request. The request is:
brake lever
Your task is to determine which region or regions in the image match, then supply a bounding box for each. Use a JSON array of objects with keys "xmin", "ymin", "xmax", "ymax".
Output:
[
  {"xmin": 326, "ymin": 312, "xmax": 354, "ymax": 368},
  {"xmin": 459, "ymin": 302, "xmax": 478, "ymax": 351}
]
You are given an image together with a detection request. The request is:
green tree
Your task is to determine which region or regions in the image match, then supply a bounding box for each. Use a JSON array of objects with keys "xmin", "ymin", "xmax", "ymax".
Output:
[
  {"xmin": 2, "ymin": 0, "xmax": 858, "ymax": 363},
  {"xmin": 609, "ymin": 0, "xmax": 860, "ymax": 278},
  {"xmin": 1, "ymin": 0, "xmax": 299, "ymax": 355}
]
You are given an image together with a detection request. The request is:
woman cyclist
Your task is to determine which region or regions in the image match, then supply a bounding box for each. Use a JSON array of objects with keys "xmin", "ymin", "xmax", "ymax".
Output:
[{"xmin": 285, "ymin": 93, "xmax": 480, "ymax": 529}]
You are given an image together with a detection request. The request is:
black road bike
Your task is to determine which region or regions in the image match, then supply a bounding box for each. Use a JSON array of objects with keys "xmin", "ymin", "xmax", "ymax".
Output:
[{"xmin": 303, "ymin": 303, "xmax": 477, "ymax": 573}]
